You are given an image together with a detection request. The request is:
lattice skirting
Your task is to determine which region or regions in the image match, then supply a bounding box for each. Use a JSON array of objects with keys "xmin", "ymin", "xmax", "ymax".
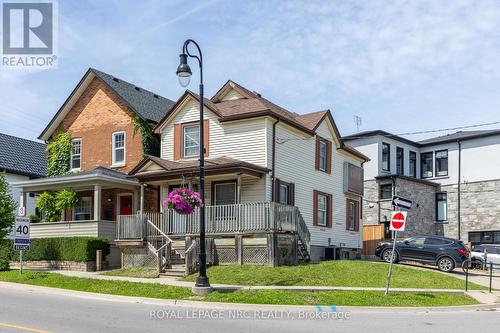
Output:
[
  {"xmin": 122, "ymin": 247, "xmax": 157, "ymax": 268},
  {"xmin": 215, "ymin": 246, "xmax": 237, "ymax": 264},
  {"xmin": 242, "ymin": 245, "xmax": 268, "ymax": 264}
]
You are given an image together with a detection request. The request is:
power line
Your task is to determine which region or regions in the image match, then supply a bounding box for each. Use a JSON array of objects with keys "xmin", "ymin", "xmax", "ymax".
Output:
[{"xmin": 276, "ymin": 120, "xmax": 500, "ymax": 143}]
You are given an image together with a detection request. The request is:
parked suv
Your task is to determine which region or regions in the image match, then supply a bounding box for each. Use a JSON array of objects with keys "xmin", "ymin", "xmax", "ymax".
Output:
[
  {"xmin": 470, "ymin": 244, "xmax": 500, "ymax": 269},
  {"xmin": 375, "ymin": 236, "xmax": 469, "ymax": 272}
]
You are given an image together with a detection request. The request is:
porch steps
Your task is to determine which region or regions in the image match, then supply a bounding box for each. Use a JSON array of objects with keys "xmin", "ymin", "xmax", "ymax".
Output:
[{"xmin": 160, "ymin": 264, "xmax": 186, "ymax": 277}]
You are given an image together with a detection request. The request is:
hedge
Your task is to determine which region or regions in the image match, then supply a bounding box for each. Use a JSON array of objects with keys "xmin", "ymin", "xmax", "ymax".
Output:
[{"xmin": 0, "ymin": 237, "xmax": 110, "ymax": 262}]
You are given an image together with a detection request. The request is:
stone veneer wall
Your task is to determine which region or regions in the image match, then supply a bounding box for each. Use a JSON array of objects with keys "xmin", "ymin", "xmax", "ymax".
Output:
[
  {"xmin": 362, "ymin": 180, "xmax": 379, "ymax": 225},
  {"xmin": 9, "ymin": 260, "xmax": 103, "ymax": 272},
  {"xmin": 441, "ymin": 179, "xmax": 500, "ymax": 242}
]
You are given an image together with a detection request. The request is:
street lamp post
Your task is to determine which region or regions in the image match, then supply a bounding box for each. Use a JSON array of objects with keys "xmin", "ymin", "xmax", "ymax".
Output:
[{"xmin": 176, "ymin": 39, "xmax": 211, "ymax": 292}]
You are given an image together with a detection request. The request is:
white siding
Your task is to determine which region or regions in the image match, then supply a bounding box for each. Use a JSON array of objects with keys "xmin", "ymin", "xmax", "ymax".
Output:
[
  {"xmin": 274, "ymin": 121, "xmax": 363, "ymax": 249},
  {"xmin": 220, "ymin": 89, "xmax": 244, "ymax": 101},
  {"xmin": 4, "ymin": 173, "xmax": 37, "ymax": 215},
  {"xmin": 161, "ymin": 99, "xmax": 268, "ymax": 167}
]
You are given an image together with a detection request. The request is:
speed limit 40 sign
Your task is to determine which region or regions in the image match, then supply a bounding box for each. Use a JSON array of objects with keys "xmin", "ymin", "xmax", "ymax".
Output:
[{"xmin": 14, "ymin": 217, "xmax": 30, "ymax": 251}]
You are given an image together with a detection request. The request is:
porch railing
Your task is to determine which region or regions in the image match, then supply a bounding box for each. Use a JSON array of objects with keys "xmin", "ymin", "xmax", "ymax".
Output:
[{"xmin": 117, "ymin": 202, "xmax": 310, "ymax": 249}]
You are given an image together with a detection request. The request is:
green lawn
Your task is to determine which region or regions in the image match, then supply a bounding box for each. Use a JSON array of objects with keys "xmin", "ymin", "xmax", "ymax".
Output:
[
  {"xmin": 0, "ymin": 270, "xmax": 478, "ymax": 307},
  {"xmin": 182, "ymin": 261, "xmax": 486, "ymax": 290},
  {"xmin": 102, "ymin": 267, "xmax": 158, "ymax": 279},
  {"xmin": 203, "ymin": 289, "xmax": 478, "ymax": 307},
  {"xmin": 0, "ymin": 270, "xmax": 192, "ymax": 299}
]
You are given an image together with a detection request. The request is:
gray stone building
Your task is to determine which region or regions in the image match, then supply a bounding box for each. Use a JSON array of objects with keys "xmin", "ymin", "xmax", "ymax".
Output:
[{"xmin": 343, "ymin": 129, "xmax": 500, "ymax": 245}]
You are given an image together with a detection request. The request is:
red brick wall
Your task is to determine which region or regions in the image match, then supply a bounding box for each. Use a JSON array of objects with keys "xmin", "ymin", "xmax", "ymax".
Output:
[{"xmin": 55, "ymin": 77, "xmax": 144, "ymax": 173}]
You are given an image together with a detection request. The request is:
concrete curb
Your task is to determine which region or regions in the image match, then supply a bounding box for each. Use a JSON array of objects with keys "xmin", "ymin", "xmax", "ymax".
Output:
[{"xmin": 1, "ymin": 281, "xmax": 498, "ymax": 314}]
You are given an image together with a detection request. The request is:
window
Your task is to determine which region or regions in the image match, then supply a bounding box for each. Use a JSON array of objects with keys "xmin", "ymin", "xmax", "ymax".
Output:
[
  {"xmin": 424, "ymin": 237, "xmax": 451, "ymax": 246},
  {"xmin": 409, "ymin": 151, "xmax": 417, "ymax": 178},
  {"xmin": 346, "ymin": 199, "xmax": 359, "ymax": 231},
  {"xmin": 421, "ymin": 152, "xmax": 433, "ymax": 178},
  {"xmin": 317, "ymin": 194, "xmax": 328, "ymax": 226},
  {"xmin": 379, "ymin": 184, "xmax": 392, "ymax": 200},
  {"xmin": 73, "ymin": 197, "xmax": 91, "ymax": 221},
  {"xmin": 344, "ymin": 162, "xmax": 363, "ymax": 195},
  {"xmin": 396, "ymin": 147, "xmax": 404, "ymax": 175},
  {"xmin": 112, "ymin": 132, "xmax": 125, "ymax": 165},
  {"xmin": 71, "ymin": 139, "xmax": 81, "ymax": 170},
  {"xmin": 274, "ymin": 179, "xmax": 294, "ymax": 205},
  {"xmin": 469, "ymin": 231, "xmax": 500, "ymax": 246},
  {"xmin": 183, "ymin": 124, "xmax": 200, "ymax": 158},
  {"xmin": 382, "ymin": 143, "xmax": 390, "ymax": 172},
  {"xmin": 406, "ymin": 237, "xmax": 425, "ymax": 246},
  {"xmin": 213, "ymin": 181, "xmax": 237, "ymax": 206},
  {"xmin": 314, "ymin": 190, "xmax": 331, "ymax": 227},
  {"xmin": 315, "ymin": 137, "xmax": 331, "ymax": 173},
  {"xmin": 436, "ymin": 192, "xmax": 447, "ymax": 221},
  {"xmin": 435, "ymin": 149, "xmax": 448, "ymax": 177}
]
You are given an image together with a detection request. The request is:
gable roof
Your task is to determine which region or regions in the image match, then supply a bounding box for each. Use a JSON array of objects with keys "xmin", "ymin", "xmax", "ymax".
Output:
[
  {"xmin": 39, "ymin": 68, "xmax": 175, "ymax": 140},
  {"xmin": 0, "ymin": 133, "xmax": 46, "ymax": 178}
]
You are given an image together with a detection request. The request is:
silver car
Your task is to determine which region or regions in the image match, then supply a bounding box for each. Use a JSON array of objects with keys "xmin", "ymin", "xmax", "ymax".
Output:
[{"xmin": 470, "ymin": 244, "xmax": 500, "ymax": 268}]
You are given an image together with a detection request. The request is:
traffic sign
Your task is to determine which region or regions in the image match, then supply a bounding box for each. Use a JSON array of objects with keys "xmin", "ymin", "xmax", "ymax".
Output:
[
  {"xmin": 392, "ymin": 195, "xmax": 412, "ymax": 210},
  {"xmin": 18, "ymin": 206, "xmax": 26, "ymax": 217},
  {"xmin": 13, "ymin": 216, "xmax": 30, "ymax": 251},
  {"xmin": 390, "ymin": 211, "xmax": 407, "ymax": 231}
]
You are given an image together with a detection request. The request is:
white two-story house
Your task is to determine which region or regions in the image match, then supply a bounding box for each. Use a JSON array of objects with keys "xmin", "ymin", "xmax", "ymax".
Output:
[
  {"xmin": 343, "ymin": 129, "xmax": 500, "ymax": 245},
  {"xmin": 124, "ymin": 80, "xmax": 368, "ymax": 269}
]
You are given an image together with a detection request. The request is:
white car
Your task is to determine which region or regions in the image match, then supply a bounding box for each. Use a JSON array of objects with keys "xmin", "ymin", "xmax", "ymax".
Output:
[{"xmin": 470, "ymin": 244, "xmax": 500, "ymax": 268}]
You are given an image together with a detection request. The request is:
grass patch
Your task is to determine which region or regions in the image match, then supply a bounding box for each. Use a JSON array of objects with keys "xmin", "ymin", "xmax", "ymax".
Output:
[
  {"xmin": 0, "ymin": 270, "xmax": 477, "ymax": 307},
  {"xmin": 0, "ymin": 270, "xmax": 192, "ymax": 300},
  {"xmin": 202, "ymin": 289, "xmax": 478, "ymax": 307},
  {"xmin": 183, "ymin": 261, "xmax": 486, "ymax": 290},
  {"xmin": 102, "ymin": 267, "xmax": 158, "ymax": 279}
]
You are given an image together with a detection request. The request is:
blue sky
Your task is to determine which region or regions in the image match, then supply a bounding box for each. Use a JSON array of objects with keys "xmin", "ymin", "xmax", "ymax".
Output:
[{"xmin": 2, "ymin": 0, "xmax": 500, "ymax": 142}]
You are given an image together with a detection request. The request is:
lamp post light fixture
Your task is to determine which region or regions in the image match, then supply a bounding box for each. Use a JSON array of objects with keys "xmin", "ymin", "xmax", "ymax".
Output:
[{"xmin": 176, "ymin": 39, "xmax": 211, "ymax": 293}]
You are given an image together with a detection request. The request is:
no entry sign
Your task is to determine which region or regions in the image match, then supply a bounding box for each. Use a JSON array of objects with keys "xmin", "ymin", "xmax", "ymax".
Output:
[{"xmin": 390, "ymin": 211, "xmax": 407, "ymax": 231}]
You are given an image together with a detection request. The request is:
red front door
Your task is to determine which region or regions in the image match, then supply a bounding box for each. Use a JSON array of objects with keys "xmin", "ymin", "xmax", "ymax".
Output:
[{"xmin": 119, "ymin": 195, "xmax": 133, "ymax": 215}]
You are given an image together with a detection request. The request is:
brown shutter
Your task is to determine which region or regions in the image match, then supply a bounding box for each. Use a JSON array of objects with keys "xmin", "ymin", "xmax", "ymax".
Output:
[
  {"xmin": 345, "ymin": 198, "xmax": 350, "ymax": 231},
  {"xmin": 326, "ymin": 193, "xmax": 333, "ymax": 228},
  {"xmin": 326, "ymin": 140, "xmax": 332, "ymax": 174},
  {"xmin": 274, "ymin": 178, "xmax": 281, "ymax": 203},
  {"xmin": 315, "ymin": 137, "xmax": 320, "ymax": 170},
  {"xmin": 313, "ymin": 190, "xmax": 318, "ymax": 226},
  {"xmin": 289, "ymin": 183, "xmax": 295, "ymax": 206},
  {"xmin": 203, "ymin": 119, "xmax": 209, "ymax": 157},
  {"xmin": 174, "ymin": 124, "xmax": 181, "ymax": 160}
]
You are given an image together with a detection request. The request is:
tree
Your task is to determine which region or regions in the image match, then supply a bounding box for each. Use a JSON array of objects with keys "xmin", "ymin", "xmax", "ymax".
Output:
[{"xmin": 0, "ymin": 173, "xmax": 16, "ymax": 239}]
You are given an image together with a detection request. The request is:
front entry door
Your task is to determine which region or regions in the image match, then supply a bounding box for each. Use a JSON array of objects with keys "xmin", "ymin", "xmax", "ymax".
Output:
[{"xmin": 119, "ymin": 195, "xmax": 133, "ymax": 215}]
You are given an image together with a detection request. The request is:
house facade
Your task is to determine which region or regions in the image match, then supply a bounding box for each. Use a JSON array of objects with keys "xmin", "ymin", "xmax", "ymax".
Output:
[
  {"xmin": 343, "ymin": 129, "xmax": 500, "ymax": 245},
  {"xmin": 0, "ymin": 133, "xmax": 46, "ymax": 223},
  {"xmin": 126, "ymin": 81, "xmax": 368, "ymax": 265},
  {"xmin": 13, "ymin": 68, "xmax": 176, "ymax": 266}
]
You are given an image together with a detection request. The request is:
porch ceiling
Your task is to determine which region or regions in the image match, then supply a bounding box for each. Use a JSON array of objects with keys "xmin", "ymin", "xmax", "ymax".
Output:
[{"xmin": 12, "ymin": 167, "xmax": 140, "ymax": 192}]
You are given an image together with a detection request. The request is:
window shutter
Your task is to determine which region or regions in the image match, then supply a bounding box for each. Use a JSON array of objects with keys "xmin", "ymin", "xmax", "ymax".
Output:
[
  {"xmin": 315, "ymin": 137, "xmax": 320, "ymax": 170},
  {"xmin": 273, "ymin": 178, "xmax": 281, "ymax": 203},
  {"xmin": 313, "ymin": 190, "xmax": 318, "ymax": 226},
  {"xmin": 203, "ymin": 119, "xmax": 209, "ymax": 157},
  {"xmin": 174, "ymin": 124, "xmax": 181, "ymax": 160},
  {"xmin": 327, "ymin": 193, "xmax": 332, "ymax": 228},
  {"xmin": 326, "ymin": 140, "xmax": 332, "ymax": 174},
  {"xmin": 354, "ymin": 200, "xmax": 360, "ymax": 232},
  {"xmin": 289, "ymin": 183, "xmax": 295, "ymax": 206},
  {"xmin": 345, "ymin": 199, "xmax": 350, "ymax": 231}
]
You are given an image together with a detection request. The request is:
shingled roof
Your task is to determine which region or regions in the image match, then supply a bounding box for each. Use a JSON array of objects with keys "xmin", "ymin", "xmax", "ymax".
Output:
[
  {"xmin": 0, "ymin": 133, "xmax": 46, "ymax": 178},
  {"xmin": 39, "ymin": 68, "xmax": 175, "ymax": 140}
]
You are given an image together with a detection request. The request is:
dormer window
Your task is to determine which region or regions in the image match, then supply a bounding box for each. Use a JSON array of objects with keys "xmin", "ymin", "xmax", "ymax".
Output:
[
  {"xmin": 112, "ymin": 131, "xmax": 126, "ymax": 166},
  {"xmin": 183, "ymin": 124, "xmax": 200, "ymax": 158}
]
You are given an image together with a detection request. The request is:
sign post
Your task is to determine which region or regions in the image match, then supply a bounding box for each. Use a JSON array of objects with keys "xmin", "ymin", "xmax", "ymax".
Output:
[
  {"xmin": 13, "ymin": 216, "xmax": 30, "ymax": 275},
  {"xmin": 385, "ymin": 210, "xmax": 407, "ymax": 295}
]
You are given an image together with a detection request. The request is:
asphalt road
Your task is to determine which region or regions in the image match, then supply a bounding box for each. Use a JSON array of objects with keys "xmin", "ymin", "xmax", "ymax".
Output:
[{"xmin": 0, "ymin": 286, "xmax": 499, "ymax": 333}]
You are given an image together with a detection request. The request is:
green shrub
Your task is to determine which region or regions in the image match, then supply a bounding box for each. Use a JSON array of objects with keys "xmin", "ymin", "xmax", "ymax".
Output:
[
  {"xmin": 0, "ymin": 237, "xmax": 110, "ymax": 262},
  {"xmin": 0, "ymin": 258, "xmax": 9, "ymax": 271}
]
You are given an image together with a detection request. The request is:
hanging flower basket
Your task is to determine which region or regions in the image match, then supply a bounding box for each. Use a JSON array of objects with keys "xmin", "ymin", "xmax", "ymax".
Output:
[{"xmin": 163, "ymin": 188, "xmax": 203, "ymax": 215}]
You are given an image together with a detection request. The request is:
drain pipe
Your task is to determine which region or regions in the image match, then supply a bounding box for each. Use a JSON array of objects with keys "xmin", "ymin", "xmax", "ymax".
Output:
[
  {"xmin": 457, "ymin": 139, "xmax": 462, "ymax": 240},
  {"xmin": 271, "ymin": 118, "xmax": 280, "ymax": 201}
]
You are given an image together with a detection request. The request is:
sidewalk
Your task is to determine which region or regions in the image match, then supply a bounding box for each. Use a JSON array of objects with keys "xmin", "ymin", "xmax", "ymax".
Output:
[{"xmin": 50, "ymin": 270, "xmax": 467, "ymax": 294}]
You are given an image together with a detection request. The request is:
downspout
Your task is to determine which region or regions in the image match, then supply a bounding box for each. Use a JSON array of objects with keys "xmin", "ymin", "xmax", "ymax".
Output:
[
  {"xmin": 457, "ymin": 140, "xmax": 462, "ymax": 240},
  {"xmin": 271, "ymin": 118, "xmax": 280, "ymax": 201}
]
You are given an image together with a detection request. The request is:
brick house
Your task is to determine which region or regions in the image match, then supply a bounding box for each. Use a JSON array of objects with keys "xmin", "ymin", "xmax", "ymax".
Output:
[{"xmin": 13, "ymin": 68, "xmax": 175, "ymax": 266}]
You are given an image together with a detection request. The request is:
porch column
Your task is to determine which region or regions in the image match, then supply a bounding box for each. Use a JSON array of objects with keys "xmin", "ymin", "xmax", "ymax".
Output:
[
  {"xmin": 140, "ymin": 184, "xmax": 145, "ymax": 214},
  {"xmin": 237, "ymin": 175, "xmax": 242, "ymax": 203},
  {"xmin": 94, "ymin": 185, "xmax": 102, "ymax": 221},
  {"xmin": 133, "ymin": 189, "xmax": 139, "ymax": 213}
]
